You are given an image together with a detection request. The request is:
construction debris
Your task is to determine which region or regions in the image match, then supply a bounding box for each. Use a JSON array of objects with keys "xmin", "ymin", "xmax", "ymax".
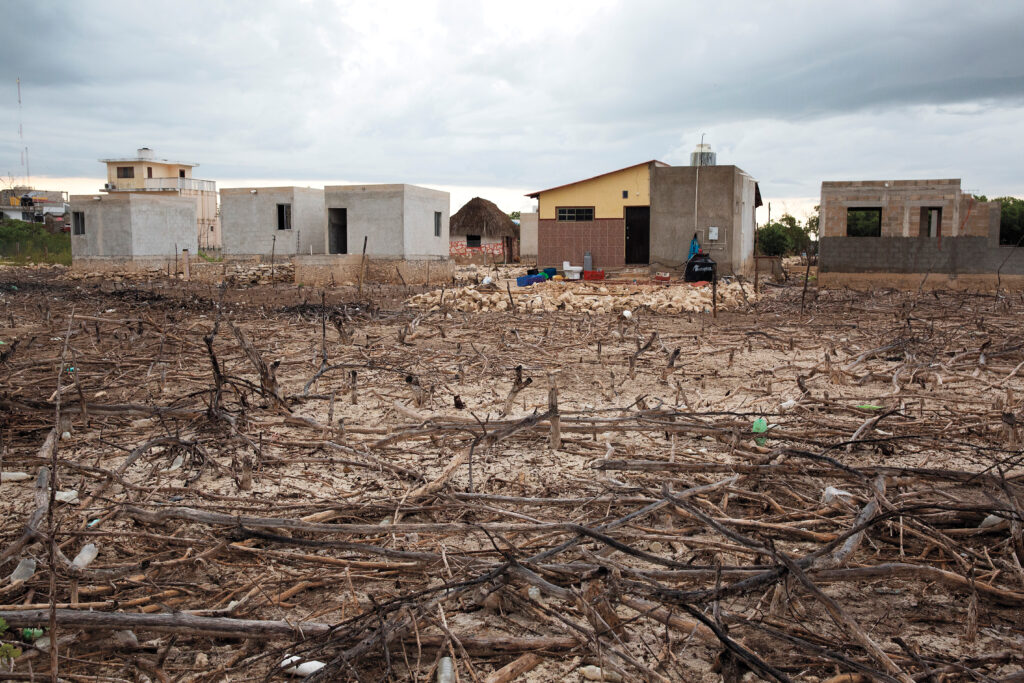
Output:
[{"xmin": 408, "ymin": 280, "xmax": 753, "ymax": 314}]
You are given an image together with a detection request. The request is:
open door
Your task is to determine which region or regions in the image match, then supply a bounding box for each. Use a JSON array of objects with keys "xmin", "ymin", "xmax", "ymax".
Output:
[
  {"xmin": 624, "ymin": 206, "xmax": 650, "ymax": 264},
  {"xmin": 328, "ymin": 208, "xmax": 347, "ymax": 254}
]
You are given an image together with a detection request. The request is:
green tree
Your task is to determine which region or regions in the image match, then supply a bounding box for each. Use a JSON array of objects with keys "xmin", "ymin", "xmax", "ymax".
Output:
[
  {"xmin": 995, "ymin": 196, "xmax": 1024, "ymax": 246},
  {"xmin": 508, "ymin": 211, "xmax": 520, "ymax": 221},
  {"xmin": 756, "ymin": 223, "xmax": 789, "ymax": 256}
]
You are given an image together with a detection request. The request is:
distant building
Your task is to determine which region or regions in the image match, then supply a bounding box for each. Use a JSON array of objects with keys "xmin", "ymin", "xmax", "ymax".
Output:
[
  {"xmin": 68, "ymin": 193, "xmax": 196, "ymax": 271},
  {"xmin": 1, "ymin": 186, "xmax": 68, "ymax": 225},
  {"xmin": 449, "ymin": 197, "xmax": 519, "ymax": 264},
  {"xmin": 99, "ymin": 147, "xmax": 220, "ymax": 249},
  {"xmin": 519, "ymin": 211, "xmax": 538, "ymax": 261},
  {"xmin": 819, "ymin": 179, "xmax": 1013, "ymax": 289},
  {"xmin": 528, "ymin": 159, "xmax": 760, "ymax": 275},
  {"xmin": 220, "ymin": 187, "xmax": 326, "ymax": 257},
  {"xmin": 293, "ymin": 184, "xmax": 453, "ymax": 285}
]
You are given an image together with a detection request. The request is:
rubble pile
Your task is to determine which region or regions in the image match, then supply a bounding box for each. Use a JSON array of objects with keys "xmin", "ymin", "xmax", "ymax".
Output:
[{"xmin": 408, "ymin": 280, "xmax": 752, "ymax": 314}]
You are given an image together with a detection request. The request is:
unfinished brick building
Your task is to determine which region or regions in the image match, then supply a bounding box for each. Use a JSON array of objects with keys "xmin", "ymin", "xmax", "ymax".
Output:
[{"xmin": 818, "ymin": 179, "xmax": 1021, "ymax": 289}]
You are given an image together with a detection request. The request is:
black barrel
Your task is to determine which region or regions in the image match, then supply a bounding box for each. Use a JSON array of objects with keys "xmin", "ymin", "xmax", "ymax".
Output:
[{"xmin": 684, "ymin": 253, "xmax": 716, "ymax": 282}]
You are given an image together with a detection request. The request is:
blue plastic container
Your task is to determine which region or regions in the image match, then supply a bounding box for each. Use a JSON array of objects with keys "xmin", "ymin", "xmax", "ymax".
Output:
[
  {"xmin": 517, "ymin": 274, "xmax": 546, "ymax": 287},
  {"xmin": 542, "ymin": 267, "xmax": 557, "ymax": 278}
]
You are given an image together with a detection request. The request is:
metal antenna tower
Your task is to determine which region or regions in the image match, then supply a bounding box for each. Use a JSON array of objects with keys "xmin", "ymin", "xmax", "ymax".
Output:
[{"xmin": 17, "ymin": 77, "xmax": 30, "ymax": 186}]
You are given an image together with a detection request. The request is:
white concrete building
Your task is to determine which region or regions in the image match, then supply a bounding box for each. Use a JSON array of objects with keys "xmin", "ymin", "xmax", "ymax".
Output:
[
  {"xmin": 68, "ymin": 193, "xmax": 196, "ymax": 271},
  {"xmin": 220, "ymin": 187, "xmax": 325, "ymax": 256},
  {"xmin": 323, "ymin": 184, "xmax": 449, "ymax": 257},
  {"xmin": 99, "ymin": 147, "xmax": 220, "ymax": 249},
  {"xmin": 293, "ymin": 184, "xmax": 452, "ymax": 286}
]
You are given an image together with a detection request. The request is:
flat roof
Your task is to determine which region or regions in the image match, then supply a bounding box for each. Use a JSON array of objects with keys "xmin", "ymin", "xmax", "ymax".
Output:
[
  {"xmin": 526, "ymin": 160, "xmax": 669, "ymax": 198},
  {"xmin": 99, "ymin": 156, "xmax": 198, "ymax": 167}
]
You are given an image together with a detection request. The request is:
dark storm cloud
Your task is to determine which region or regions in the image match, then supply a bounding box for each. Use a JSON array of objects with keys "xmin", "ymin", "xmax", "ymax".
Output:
[{"xmin": 1, "ymin": 0, "xmax": 1022, "ymax": 200}]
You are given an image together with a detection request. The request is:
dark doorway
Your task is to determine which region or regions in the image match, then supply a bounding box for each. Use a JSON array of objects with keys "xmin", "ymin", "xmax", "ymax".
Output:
[
  {"xmin": 624, "ymin": 206, "xmax": 650, "ymax": 264},
  {"xmin": 328, "ymin": 208, "xmax": 348, "ymax": 254},
  {"xmin": 919, "ymin": 207, "xmax": 942, "ymax": 238}
]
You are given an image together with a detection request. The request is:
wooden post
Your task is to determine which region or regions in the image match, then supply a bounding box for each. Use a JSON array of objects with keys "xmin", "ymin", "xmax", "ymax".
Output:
[
  {"xmin": 800, "ymin": 258, "xmax": 812, "ymax": 314},
  {"xmin": 711, "ymin": 263, "xmax": 717, "ymax": 318},
  {"xmin": 182, "ymin": 249, "xmax": 190, "ymax": 281},
  {"xmin": 547, "ymin": 372, "xmax": 560, "ymax": 451},
  {"xmin": 270, "ymin": 234, "xmax": 276, "ymax": 281},
  {"xmin": 357, "ymin": 235, "xmax": 368, "ymax": 295}
]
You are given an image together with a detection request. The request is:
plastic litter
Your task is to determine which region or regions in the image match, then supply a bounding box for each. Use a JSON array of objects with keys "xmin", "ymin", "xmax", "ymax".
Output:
[
  {"xmin": 779, "ymin": 399, "xmax": 798, "ymax": 411},
  {"xmin": 621, "ymin": 310, "xmax": 632, "ymax": 319},
  {"xmin": 751, "ymin": 417, "xmax": 769, "ymax": 445},
  {"xmin": 21, "ymin": 628, "xmax": 44, "ymax": 642},
  {"xmin": 822, "ymin": 486, "xmax": 854, "ymax": 504},
  {"xmin": 55, "ymin": 490, "xmax": 79, "ymax": 504},
  {"xmin": 481, "ymin": 276, "xmax": 493, "ymax": 286},
  {"xmin": 437, "ymin": 656, "xmax": 454, "ymax": 683},
  {"xmin": 979, "ymin": 514, "xmax": 1004, "ymax": 528},
  {"xmin": 9, "ymin": 558, "xmax": 36, "ymax": 584},
  {"xmin": 280, "ymin": 654, "xmax": 326, "ymax": 676},
  {"xmin": 856, "ymin": 403, "xmax": 883, "ymax": 411},
  {"xmin": 579, "ymin": 665, "xmax": 623, "ymax": 682},
  {"xmin": 71, "ymin": 543, "xmax": 98, "ymax": 570},
  {"xmin": 1, "ymin": 472, "xmax": 32, "ymax": 482}
]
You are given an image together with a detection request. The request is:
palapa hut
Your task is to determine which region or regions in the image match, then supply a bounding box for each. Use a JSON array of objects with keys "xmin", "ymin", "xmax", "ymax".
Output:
[{"xmin": 449, "ymin": 197, "xmax": 519, "ymax": 264}]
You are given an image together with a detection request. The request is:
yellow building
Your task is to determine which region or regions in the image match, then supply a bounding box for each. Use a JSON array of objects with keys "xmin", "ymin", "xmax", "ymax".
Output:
[
  {"xmin": 100, "ymin": 147, "xmax": 220, "ymax": 248},
  {"xmin": 528, "ymin": 156, "xmax": 761, "ymax": 275}
]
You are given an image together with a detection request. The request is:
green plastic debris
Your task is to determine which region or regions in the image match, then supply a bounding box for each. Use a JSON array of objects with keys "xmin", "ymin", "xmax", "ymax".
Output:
[
  {"xmin": 21, "ymin": 627, "xmax": 44, "ymax": 642},
  {"xmin": 751, "ymin": 417, "xmax": 768, "ymax": 446},
  {"xmin": 856, "ymin": 404, "xmax": 883, "ymax": 411}
]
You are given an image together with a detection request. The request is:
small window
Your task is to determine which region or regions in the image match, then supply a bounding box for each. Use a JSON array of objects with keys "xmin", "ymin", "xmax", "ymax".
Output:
[
  {"xmin": 277, "ymin": 203, "xmax": 292, "ymax": 230},
  {"xmin": 72, "ymin": 211, "xmax": 85, "ymax": 235},
  {"xmin": 557, "ymin": 207, "xmax": 595, "ymax": 222},
  {"xmin": 434, "ymin": 211, "xmax": 442, "ymax": 237},
  {"xmin": 147, "ymin": 167, "xmax": 153, "ymax": 179},
  {"xmin": 846, "ymin": 208, "xmax": 882, "ymax": 237},
  {"xmin": 179, "ymin": 169, "xmax": 186, "ymax": 178},
  {"xmin": 116, "ymin": 166, "xmax": 134, "ymax": 179},
  {"xmin": 622, "ymin": 190, "xmax": 629, "ymax": 199},
  {"xmin": 466, "ymin": 235, "xmax": 481, "ymax": 248}
]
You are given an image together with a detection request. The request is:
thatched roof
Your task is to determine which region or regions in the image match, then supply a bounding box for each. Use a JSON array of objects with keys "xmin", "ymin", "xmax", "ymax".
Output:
[{"xmin": 449, "ymin": 197, "xmax": 519, "ymax": 238}]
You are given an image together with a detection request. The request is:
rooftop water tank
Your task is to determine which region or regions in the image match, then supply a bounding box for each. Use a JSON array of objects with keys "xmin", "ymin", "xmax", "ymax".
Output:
[
  {"xmin": 137, "ymin": 147, "xmax": 155, "ymax": 160},
  {"xmin": 690, "ymin": 143, "xmax": 716, "ymax": 167}
]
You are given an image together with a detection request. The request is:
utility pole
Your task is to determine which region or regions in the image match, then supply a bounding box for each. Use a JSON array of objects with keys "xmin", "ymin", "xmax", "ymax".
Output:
[{"xmin": 694, "ymin": 133, "xmax": 704, "ymax": 244}]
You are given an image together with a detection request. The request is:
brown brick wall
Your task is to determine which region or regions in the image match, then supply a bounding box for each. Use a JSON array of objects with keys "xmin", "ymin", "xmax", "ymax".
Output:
[{"xmin": 537, "ymin": 218, "xmax": 624, "ymax": 269}]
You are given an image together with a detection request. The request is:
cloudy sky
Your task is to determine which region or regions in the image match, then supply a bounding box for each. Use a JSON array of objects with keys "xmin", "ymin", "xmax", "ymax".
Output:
[{"xmin": 2, "ymin": 0, "xmax": 1022, "ymax": 220}]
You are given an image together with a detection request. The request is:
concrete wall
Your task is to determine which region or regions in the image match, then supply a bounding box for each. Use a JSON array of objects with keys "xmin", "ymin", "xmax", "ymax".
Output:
[
  {"xmin": 820, "ymin": 179, "xmax": 970, "ymax": 239},
  {"xmin": 325, "ymin": 185, "xmax": 405, "ymax": 257},
  {"xmin": 649, "ymin": 165, "xmax": 755, "ymax": 276},
  {"xmin": 221, "ymin": 187, "xmax": 325, "ymax": 256},
  {"xmin": 323, "ymin": 184, "xmax": 449, "ymax": 258},
  {"xmin": 402, "ymin": 184, "xmax": 450, "ymax": 258},
  {"xmin": 818, "ymin": 179, "xmax": 1014, "ymax": 288},
  {"xmin": 69, "ymin": 194, "xmax": 196, "ymax": 264},
  {"xmin": 519, "ymin": 212, "xmax": 538, "ymax": 259}
]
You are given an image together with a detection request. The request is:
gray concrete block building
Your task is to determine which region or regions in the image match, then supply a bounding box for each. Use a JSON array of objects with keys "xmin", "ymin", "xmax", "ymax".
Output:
[
  {"xmin": 649, "ymin": 165, "xmax": 760, "ymax": 276},
  {"xmin": 293, "ymin": 184, "xmax": 453, "ymax": 286},
  {"xmin": 68, "ymin": 193, "xmax": 196, "ymax": 270},
  {"xmin": 220, "ymin": 187, "xmax": 325, "ymax": 256},
  {"xmin": 322, "ymin": 184, "xmax": 449, "ymax": 257},
  {"xmin": 818, "ymin": 179, "xmax": 1017, "ymax": 290}
]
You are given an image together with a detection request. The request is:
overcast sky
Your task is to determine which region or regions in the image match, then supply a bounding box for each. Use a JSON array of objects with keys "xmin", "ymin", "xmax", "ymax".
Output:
[{"xmin": 2, "ymin": 0, "xmax": 1022, "ymax": 218}]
